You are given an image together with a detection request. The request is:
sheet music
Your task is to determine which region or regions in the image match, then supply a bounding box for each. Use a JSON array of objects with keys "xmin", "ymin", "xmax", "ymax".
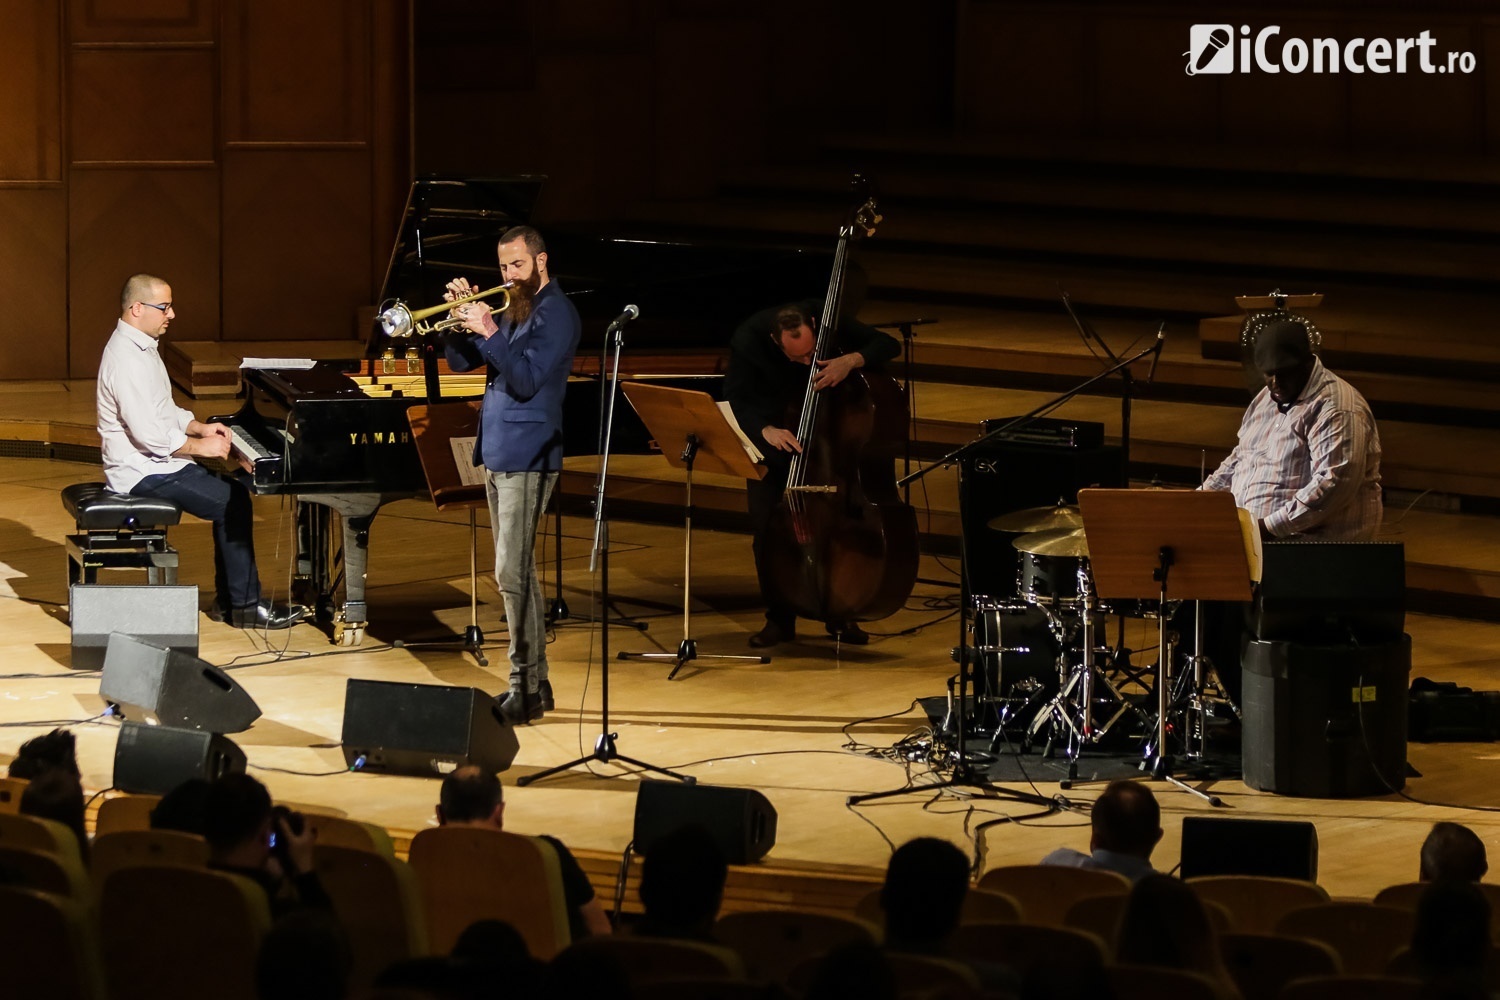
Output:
[
  {"xmin": 449, "ymin": 436, "xmax": 486, "ymax": 487},
  {"xmin": 241, "ymin": 358, "xmax": 317, "ymax": 370},
  {"xmin": 715, "ymin": 401, "xmax": 765, "ymax": 464}
]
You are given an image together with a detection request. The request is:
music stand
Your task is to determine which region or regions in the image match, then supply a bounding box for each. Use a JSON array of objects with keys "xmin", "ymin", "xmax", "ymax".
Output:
[
  {"xmin": 616, "ymin": 382, "xmax": 771, "ymax": 679},
  {"xmin": 407, "ymin": 402, "xmax": 490, "ymax": 666},
  {"xmin": 1078, "ymin": 488, "xmax": 1252, "ymax": 804}
]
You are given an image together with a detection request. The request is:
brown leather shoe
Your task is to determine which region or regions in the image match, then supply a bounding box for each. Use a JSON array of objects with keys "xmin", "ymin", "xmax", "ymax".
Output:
[{"xmin": 748, "ymin": 621, "xmax": 794, "ymax": 648}]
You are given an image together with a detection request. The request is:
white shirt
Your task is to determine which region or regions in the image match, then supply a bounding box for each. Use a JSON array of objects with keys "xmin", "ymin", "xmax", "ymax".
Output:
[
  {"xmin": 1202, "ymin": 358, "xmax": 1382, "ymax": 541},
  {"xmin": 97, "ymin": 319, "xmax": 194, "ymax": 493}
]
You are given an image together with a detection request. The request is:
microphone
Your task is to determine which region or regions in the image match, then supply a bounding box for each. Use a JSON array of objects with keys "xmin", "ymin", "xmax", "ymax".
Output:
[
  {"xmin": 1146, "ymin": 324, "xmax": 1165, "ymax": 386},
  {"xmin": 605, "ymin": 304, "xmax": 639, "ymax": 334},
  {"xmin": 1193, "ymin": 27, "xmax": 1231, "ymax": 72}
]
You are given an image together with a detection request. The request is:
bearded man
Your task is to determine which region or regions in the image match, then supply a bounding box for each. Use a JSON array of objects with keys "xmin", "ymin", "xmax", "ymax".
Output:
[{"xmin": 443, "ymin": 225, "xmax": 581, "ymax": 723}]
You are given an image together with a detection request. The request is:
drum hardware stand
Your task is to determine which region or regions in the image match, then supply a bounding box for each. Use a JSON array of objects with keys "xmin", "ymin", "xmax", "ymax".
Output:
[{"xmin": 519, "ymin": 308, "xmax": 693, "ymax": 788}]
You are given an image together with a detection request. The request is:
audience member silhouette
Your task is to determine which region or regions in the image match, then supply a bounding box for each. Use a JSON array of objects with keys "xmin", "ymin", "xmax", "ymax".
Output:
[
  {"xmin": 6, "ymin": 728, "xmax": 81, "ymax": 780},
  {"xmin": 1041, "ymin": 779, "xmax": 1162, "ymax": 881},
  {"xmin": 19, "ymin": 768, "xmax": 89, "ymax": 863},
  {"xmin": 204, "ymin": 773, "xmax": 330, "ymax": 915},
  {"xmin": 255, "ymin": 910, "xmax": 352, "ymax": 1000},
  {"xmin": 1411, "ymin": 879, "xmax": 1491, "ymax": 995},
  {"xmin": 150, "ymin": 777, "xmax": 212, "ymax": 835},
  {"xmin": 635, "ymin": 824, "xmax": 728, "ymax": 941},
  {"xmin": 435, "ymin": 766, "xmax": 611, "ymax": 938},
  {"xmin": 1420, "ymin": 822, "xmax": 1489, "ymax": 883},
  {"xmin": 880, "ymin": 837, "xmax": 970, "ymax": 954},
  {"xmin": 1116, "ymin": 874, "xmax": 1238, "ymax": 999},
  {"xmin": 804, "ymin": 942, "xmax": 897, "ymax": 1000}
]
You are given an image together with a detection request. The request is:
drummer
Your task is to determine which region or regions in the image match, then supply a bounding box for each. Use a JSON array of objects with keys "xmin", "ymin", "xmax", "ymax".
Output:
[{"xmin": 1200, "ymin": 316, "xmax": 1382, "ymax": 541}]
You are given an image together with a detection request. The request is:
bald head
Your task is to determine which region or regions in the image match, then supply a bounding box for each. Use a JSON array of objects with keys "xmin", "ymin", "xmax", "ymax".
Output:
[{"xmin": 121, "ymin": 274, "xmax": 168, "ymax": 314}]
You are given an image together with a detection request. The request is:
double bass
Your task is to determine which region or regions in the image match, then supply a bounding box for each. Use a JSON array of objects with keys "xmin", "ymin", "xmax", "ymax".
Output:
[{"xmin": 761, "ymin": 187, "xmax": 920, "ymax": 623}]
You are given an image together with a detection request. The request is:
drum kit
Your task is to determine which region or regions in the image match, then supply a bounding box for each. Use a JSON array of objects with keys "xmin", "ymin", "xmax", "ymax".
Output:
[{"xmin": 965, "ymin": 501, "xmax": 1234, "ymax": 779}]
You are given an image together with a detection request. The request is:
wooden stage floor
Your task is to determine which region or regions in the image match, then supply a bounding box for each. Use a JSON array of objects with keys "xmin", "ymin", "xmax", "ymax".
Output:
[{"xmin": 4, "ymin": 455, "xmax": 1500, "ymax": 903}]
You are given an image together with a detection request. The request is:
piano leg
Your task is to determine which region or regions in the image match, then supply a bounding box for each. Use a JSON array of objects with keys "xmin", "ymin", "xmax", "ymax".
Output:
[{"xmin": 296, "ymin": 493, "xmax": 393, "ymax": 647}]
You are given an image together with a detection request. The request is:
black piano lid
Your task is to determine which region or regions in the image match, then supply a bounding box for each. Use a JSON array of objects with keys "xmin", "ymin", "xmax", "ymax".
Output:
[{"xmin": 368, "ymin": 175, "xmax": 832, "ymax": 358}]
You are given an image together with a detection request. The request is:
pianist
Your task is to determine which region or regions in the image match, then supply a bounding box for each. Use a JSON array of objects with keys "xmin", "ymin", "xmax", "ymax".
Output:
[
  {"xmin": 443, "ymin": 226, "xmax": 581, "ymax": 724},
  {"xmin": 97, "ymin": 274, "xmax": 304, "ymax": 630}
]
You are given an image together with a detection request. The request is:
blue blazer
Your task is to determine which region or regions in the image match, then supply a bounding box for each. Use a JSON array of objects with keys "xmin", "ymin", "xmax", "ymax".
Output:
[{"xmin": 444, "ymin": 279, "xmax": 581, "ymax": 473}]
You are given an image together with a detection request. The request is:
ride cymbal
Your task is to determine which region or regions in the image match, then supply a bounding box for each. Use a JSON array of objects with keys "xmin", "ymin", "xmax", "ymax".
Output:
[{"xmin": 987, "ymin": 504, "xmax": 1085, "ymax": 533}]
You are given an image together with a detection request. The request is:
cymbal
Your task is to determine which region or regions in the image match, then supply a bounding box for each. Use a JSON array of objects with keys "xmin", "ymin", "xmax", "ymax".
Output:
[
  {"xmin": 1013, "ymin": 527, "xmax": 1090, "ymax": 558},
  {"xmin": 987, "ymin": 504, "xmax": 1084, "ymax": 533}
]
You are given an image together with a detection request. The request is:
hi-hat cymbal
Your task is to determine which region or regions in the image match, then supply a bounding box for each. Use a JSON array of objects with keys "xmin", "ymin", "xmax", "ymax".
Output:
[
  {"xmin": 987, "ymin": 504, "xmax": 1084, "ymax": 533},
  {"xmin": 1013, "ymin": 527, "xmax": 1090, "ymax": 558}
]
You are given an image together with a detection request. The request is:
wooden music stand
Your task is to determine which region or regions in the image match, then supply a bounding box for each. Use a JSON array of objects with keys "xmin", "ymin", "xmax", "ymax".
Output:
[
  {"xmin": 407, "ymin": 402, "xmax": 489, "ymax": 666},
  {"xmin": 1078, "ymin": 488, "xmax": 1252, "ymax": 803},
  {"xmin": 617, "ymin": 382, "xmax": 771, "ymax": 679}
]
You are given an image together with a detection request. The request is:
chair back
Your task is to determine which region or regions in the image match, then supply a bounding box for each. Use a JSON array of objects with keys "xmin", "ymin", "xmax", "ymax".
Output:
[
  {"xmin": 1274, "ymin": 902, "xmax": 1416, "ymax": 976},
  {"xmin": 716, "ymin": 909, "xmax": 875, "ymax": 984},
  {"xmin": 90, "ymin": 830, "xmax": 208, "ymax": 887},
  {"xmin": 0, "ymin": 844, "xmax": 90, "ymax": 900},
  {"xmin": 1279, "ymin": 974, "xmax": 1424, "ymax": 1000},
  {"xmin": 303, "ymin": 812, "xmax": 396, "ymax": 856},
  {"xmin": 1375, "ymin": 880, "xmax": 1500, "ymax": 940},
  {"xmin": 883, "ymin": 952, "xmax": 981, "ymax": 1000},
  {"xmin": 566, "ymin": 936, "xmax": 745, "ymax": 986},
  {"xmin": 97, "ymin": 865, "xmax": 271, "ymax": 1000},
  {"xmin": 0, "ymin": 812, "xmax": 84, "ymax": 868},
  {"xmin": 407, "ymin": 826, "xmax": 571, "ymax": 958},
  {"xmin": 0, "ymin": 887, "xmax": 108, "ymax": 1000},
  {"xmin": 1108, "ymin": 964, "xmax": 1227, "ymax": 1000},
  {"xmin": 950, "ymin": 921, "xmax": 1107, "ymax": 978},
  {"xmin": 94, "ymin": 794, "xmax": 163, "ymax": 835},
  {"xmin": 1186, "ymin": 875, "xmax": 1328, "ymax": 934},
  {"xmin": 977, "ymin": 864, "xmax": 1131, "ymax": 926},
  {"xmin": 1219, "ymin": 932, "xmax": 1341, "ymax": 1000},
  {"xmin": 315, "ymin": 844, "xmax": 427, "ymax": 988}
]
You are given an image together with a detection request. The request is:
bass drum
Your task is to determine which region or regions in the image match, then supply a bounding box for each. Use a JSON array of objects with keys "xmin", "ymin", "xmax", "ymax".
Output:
[{"xmin": 971, "ymin": 597, "xmax": 1060, "ymax": 734}]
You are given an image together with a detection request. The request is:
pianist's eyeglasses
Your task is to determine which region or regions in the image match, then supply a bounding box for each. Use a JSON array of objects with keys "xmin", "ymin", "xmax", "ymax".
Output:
[{"xmin": 139, "ymin": 301, "xmax": 173, "ymax": 313}]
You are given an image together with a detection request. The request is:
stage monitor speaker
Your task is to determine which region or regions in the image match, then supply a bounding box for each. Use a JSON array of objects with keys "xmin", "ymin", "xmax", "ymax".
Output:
[
  {"xmin": 959, "ymin": 438, "xmax": 1124, "ymax": 598},
  {"xmin": 113, "ymin": 721, "xmax": 246, "ymax": 795},
  {"xmin": 70, "ymin": 584, "xmax": 198, "ymax": 670},
  {"xmin": 1179, "ymin": 816, "xmax": 1319, "ymax": 881},
  {"xmin": 340, "ymin": 679, "xmax": 520, "ymax": 777},
  {"xmin": 1241, "ymin": 635, "xmax": 1411, "ymax": 798},
  {"xmin": 100, "ymin": 633, "xmax": 261, "ymax": 733},
  {"xmin": 633, "ymin": 779, "xmax": 777, "ymax": 865}
]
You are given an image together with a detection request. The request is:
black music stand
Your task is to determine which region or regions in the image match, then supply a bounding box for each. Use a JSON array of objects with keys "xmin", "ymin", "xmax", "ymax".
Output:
[
  {"xmin": 616, "ymin": 383, "xmax": 771, "ymax": 679},
  {"xmin": 1078, "ymin": 488, "xmax": 1252, "ymax": 804},
  {"xmin": 406, "ymin": 402, "xmax": 490, "ymax": 666}
]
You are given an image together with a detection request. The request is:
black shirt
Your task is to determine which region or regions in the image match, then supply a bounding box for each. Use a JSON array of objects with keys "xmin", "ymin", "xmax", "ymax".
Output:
[{"xmin": 540, "ymin": 834, "xmax": 598, "ymax": 942}]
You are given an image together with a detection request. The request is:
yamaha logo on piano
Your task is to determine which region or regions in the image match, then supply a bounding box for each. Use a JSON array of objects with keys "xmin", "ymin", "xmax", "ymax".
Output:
[{"xmin": 348, "ymin": 430, "xmax": 412, "ymax": 446}]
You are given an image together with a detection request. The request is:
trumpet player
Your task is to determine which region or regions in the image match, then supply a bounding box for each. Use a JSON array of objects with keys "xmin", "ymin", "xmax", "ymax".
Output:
[{"xmin": 442, "ymin": 226, "xmax": 581, "ymax": 725}]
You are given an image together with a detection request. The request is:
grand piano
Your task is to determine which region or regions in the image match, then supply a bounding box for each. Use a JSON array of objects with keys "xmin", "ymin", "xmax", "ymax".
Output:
[{"xmin": 218, "ymin": 175, "xmax": 828, "ymax": 644}]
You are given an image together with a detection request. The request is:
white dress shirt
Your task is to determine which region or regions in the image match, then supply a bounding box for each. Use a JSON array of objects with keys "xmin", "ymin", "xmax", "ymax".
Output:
[
  {"xmin": 97, "ymin": 319, "xmax": 194, "ymax": 493},
  {"xmin": 1202, "ymin": 357, "xmax": 1382, "ymax": 541}
]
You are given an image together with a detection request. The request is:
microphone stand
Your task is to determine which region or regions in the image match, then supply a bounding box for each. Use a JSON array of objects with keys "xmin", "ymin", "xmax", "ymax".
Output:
[
  {"xmin": 846, "ymin": 338, "xmax": 1160, "ymax": 807},
  {"xmin": 518, "ymin": 312, "xmax": 693, "ymax": 788}
]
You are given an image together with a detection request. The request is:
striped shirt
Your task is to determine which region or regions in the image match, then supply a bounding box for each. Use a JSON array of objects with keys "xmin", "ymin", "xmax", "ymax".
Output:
[{"xmin": 1202, "ymin": 358, "xmax": 1382, "ymax": 541}]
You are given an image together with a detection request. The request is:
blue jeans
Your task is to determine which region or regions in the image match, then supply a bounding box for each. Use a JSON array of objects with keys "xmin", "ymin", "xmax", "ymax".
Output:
[
  {"xmin": 486, "ymin": 470, "xmax": 556, "ymax": 689},
  {"xmin": 132, "ymin": 463, "xmax": 262, "ymax": 610}
]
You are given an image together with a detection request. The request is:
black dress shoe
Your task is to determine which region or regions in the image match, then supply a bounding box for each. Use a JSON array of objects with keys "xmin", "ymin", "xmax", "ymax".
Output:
[
  {"xmin": 826, "ymin": 622, "xmax": 870, "ymax": 645},
  {"xmin": 538, "ymin": 680, "xmax": 555, "ymax": 712},
  {"xmin": 749, "ymin": 621, "xmax": 794, "ymax": 648},
  {"xmin": 497, "ymin": 688, "xmax": 544, "ymax": 725},
  {"xmin": 228, "ymin": 600, "xmax": 306, "ymax": 630}
]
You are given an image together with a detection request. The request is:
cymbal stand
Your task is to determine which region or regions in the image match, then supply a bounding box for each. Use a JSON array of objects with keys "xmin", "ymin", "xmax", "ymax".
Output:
[{"xmin": 1175, "ymin": 599, "xmax": 1240, "ymax": 761}]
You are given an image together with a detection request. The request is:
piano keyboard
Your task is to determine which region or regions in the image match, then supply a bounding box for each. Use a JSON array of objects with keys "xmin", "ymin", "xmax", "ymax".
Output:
[{"xmin": 230, "ymin": 424, "xmax": 286, "ymax": 462}]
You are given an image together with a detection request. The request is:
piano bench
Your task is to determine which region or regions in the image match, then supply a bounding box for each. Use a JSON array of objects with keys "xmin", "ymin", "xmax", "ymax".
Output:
[{"xmin": 62, "ymin": 482, "xmax": 182, "ymax": 586}]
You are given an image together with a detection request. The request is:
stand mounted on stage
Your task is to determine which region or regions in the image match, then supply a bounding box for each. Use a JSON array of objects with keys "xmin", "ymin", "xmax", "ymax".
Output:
[{"xmin": 617, "ymin": 383, "xmax": 771, "ymax": 679}]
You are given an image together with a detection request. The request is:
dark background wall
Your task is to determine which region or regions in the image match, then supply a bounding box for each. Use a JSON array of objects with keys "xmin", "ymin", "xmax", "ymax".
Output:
[{"xmin": 2, "ymin": 0, "xmax": 1495, "ymax": 381}]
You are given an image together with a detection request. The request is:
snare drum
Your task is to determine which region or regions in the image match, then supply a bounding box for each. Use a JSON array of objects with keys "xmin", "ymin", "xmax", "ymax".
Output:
[{"xmin": 1017, "ymin": 553, "xmax": 1086, "ymax": 608}]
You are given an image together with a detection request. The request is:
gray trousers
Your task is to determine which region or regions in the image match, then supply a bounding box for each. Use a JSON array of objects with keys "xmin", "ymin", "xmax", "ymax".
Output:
[{"xmin": 485, "ymin": 470, "xmax": 557, "ymax": 689}]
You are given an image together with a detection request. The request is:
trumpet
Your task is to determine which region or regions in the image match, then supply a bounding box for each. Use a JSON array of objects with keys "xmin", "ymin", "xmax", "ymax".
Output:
[{"xmin": 376, "ymin": 282, "xmax": 513, "ymax": 338}]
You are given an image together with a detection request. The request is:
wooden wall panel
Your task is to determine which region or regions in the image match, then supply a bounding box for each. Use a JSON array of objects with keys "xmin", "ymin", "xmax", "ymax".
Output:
[
  {"xmin": 957, "ymin": 6, "xmax": 1094, "ymax": 134},
  {"xmin": 1346, "ymin": 20, "xmax": 1483, "ymax": 153},
  {"xmin": 66, "ymin": 169, "xmax": 220, "ymax": 376},
  {"xmin": 0, "ymin": 189, "xmax": 68, "ymax": 379},
  {"xmin": 0, "ymin": 0, "xmax": 63, "ymax": 182},
  {"xmin": 220, "ymin": 150, "xmax": 372, "ymax": 341},
  {"xmin": 70, "ymin": 49, "xmax": 216, "ymax": 164},
  {"xmin": 68, "ymin": 0, "xmax": 213, "ymax": 43},
  {"xmin": 1093, "ymin": 15, "xmax": 1219, "ymax": 140},
  {"xmin": 1218, "ymin": 17, "xmax": 1350, "ymax": 145},
  {"xmin": 222, "ymin": 0, "xmax": 369, "ymax": 144}
]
